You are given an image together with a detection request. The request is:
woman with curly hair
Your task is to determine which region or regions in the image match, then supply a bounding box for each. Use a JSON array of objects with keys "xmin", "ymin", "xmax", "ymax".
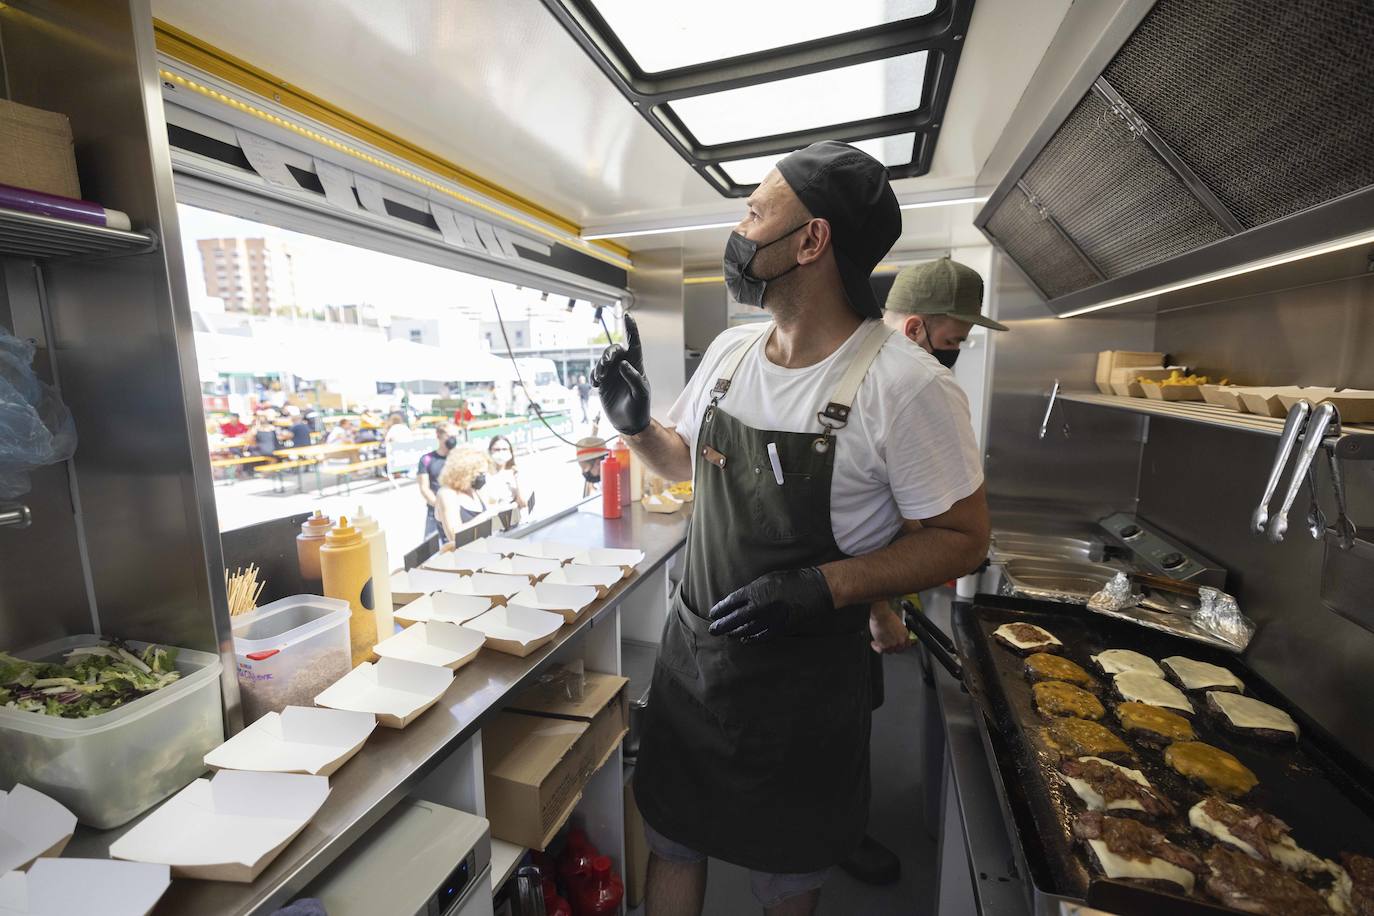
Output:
[{"xmin": 435, "ymin": 446, "xmax": 492, "ymax": 541}]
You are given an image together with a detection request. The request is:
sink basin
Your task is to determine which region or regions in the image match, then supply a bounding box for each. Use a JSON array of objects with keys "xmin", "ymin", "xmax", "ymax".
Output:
[
  {"xmin": 990, "ymin": 531, "xmax": 1099, "ymax": 564},
  {"xmin": 999, "ymin": 557, "xmax": 1120, "ymax": 604}
]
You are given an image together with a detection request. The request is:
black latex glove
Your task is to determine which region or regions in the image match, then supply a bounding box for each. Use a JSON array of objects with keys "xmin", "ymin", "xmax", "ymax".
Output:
[
  {"xmin": 591, "ymin": 314, "xmax": 651, "ymax": 435},
  {"xmin": 707, "ymin": 567, "xmax": 835, "ymax": 643}
]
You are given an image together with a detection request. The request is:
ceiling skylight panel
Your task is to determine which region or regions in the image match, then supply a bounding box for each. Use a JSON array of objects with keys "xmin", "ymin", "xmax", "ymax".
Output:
[{"xmin": 717, "ymin": 133, "xmax": 918, "ymax": 185}]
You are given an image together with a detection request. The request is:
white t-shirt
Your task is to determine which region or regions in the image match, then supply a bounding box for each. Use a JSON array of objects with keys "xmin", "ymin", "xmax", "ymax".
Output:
[{"xmin": 666, "ymin": 320, "xmax": 983, "ymax": 556}]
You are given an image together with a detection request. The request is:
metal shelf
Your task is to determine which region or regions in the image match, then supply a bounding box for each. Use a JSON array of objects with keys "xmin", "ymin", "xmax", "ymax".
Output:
[
  {"xmin": 1060, "ymin": 392, "xmax": 1374, "ymax": 440},
  {"xmin": 0, "ymin": 206, "xmax": 157, "ymax": 260}
]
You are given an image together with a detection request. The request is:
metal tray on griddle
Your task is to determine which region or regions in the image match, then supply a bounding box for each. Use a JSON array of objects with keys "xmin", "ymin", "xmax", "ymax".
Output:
[{"xmin": 951, "ymin": 594, "xmax": 1374, "ymax": 916}]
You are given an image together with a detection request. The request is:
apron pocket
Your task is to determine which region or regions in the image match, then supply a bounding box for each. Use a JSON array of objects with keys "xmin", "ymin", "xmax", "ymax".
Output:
[
  {"xmin": 750, "ymin": 470, "xmax": 827, "ymax": 542},
  {"xmin": 657, "ymin": 600, "xmax": 700, "ymax": 681}
]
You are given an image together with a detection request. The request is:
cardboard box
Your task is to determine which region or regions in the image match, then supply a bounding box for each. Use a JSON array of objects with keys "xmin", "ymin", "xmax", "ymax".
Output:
[
  {"xmin": 314, "ymin": 657, "xmax": 454, "ymax": 728},
  {"xmin": 1142, "ymin": 382, "xmax": 1205, "ymax": 401},
  {"xmin": 203, "ymin": 707, "xmax": 376, "ymax": 777},
  {"xmin": 109, "ymin": 771, "xmax": 330, "ymax": 882},
  {"xmin": 484, "ymin": 671, "xmax": 630, "ymax": 850},
  {"xmin": 0, "ymin": 784, "xmax": 76, "ymax": 872},
  {"xmin": 0, "ymin": 859, "xmax": 170, "ymax": 916},
  {"xmin": 1110, "ymin": 366, "xmax": 1175, "ymax": 398},
  {"xmin": 0, "ymin": 99, "xmax": 81, "ymax": 199},
  {"xmin": 1095, "ymin": 351, "xmax": 1163, "ymax": 395},
  {"xmin": 1277, "ymin": 388, "xmax": 1374, "ymax": 424}
]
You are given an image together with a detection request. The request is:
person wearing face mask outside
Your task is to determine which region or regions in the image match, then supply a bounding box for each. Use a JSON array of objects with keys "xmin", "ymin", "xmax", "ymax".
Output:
[
  {"xmin": 486, "ymin": 435, "xmax": 528, "ymax": 527},
  {"xmin": 594, "ymin": 142, "xmax": 990, "ymax": 916},
  {"xmin": 435, "ymin": 447, "xmax": 493, "ymax": 541},
  {"xmin": 418, "ymin": 424, "xmax": 459, "ymax": 545}
]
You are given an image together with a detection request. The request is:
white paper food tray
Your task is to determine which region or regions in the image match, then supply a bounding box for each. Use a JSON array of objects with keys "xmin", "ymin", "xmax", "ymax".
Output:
[
  {"xmin": 482, "ymin": 556, "xmax": 562, "ymax": 581},
  {"xmin": 394, "ymin": 591, "xmax": 494, "ymax": 626},
  {"xmin": 510, "ymin": 583, "xmax": 599, "ymax": 622},
  {"xmin": 510, "ymin": 540, "xmax": 582, "ymax": 562},
  {"xmin": 389, "ymin": 568, "xmax": 463, "ymax": 603},
  {"xmin": 109, "ymin": 770, "xmax": 330, "ymax": 882},
  {"xmin": 465, "ymin": 605, "xmax": 564, "ymax": 657},
  {"xmin": 373, "ymin": 622, "xmax": 486, "ymax": 670},
  {"xmin": 422, "ymin": 549, "xmax": 505, "ymax": 574},
  {"xmin": 464, "ymin": 535, "xmax": 525, "ymax": 556},
  {"xmin": 443, "ymin": 572, "xmax": 531, "ymax": 601},
  {"xmin": 544, "ymin": 564, "xmax": 626, "ymax": 592},
  {"xmin": 0, "ymin": 785, "xmax": 75, "ymax": 873},
  {"xmin": 571, "ymin": 547, "xmax": 645, "ymax": 569},
  {"xmin": 314, "ymin": 658, "xmax": 454, "ymax": 728},
  {"xmin": 0, "ymin": 859, "xmax": 170, "ymax": 916},
  {"xmin": 204, "ymin": 707, "xmax": 376, "ymax": 777}
]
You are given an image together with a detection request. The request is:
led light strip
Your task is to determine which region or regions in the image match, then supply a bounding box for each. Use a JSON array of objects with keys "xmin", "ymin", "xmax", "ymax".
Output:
[
  {"xmin": 1058, "ymin": 227, "xmax": 1374, "ymax": 317},
  {"xmin": 158, "ymin": 67, "xmax": 632, "ymax": 271}
]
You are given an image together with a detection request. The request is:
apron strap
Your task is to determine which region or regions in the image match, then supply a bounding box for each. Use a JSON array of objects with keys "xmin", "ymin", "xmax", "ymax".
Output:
[
  {"xmin": 709, "ymin": 323, "xmax": 772, "ymax": 402},
  {"xmin": 817, "ymin": 321, "xmax": 894, "ymax": 431}
]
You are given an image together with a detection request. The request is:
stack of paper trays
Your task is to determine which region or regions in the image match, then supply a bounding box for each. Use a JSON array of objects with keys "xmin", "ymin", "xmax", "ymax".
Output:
[
  {"xmin": 510, "ymin": 583, "xmax": 599, "ymax": 622},
  {"xmin": 464, "ymin": 535, "xmax": 525, "ymax": 556},
  {"xmin": 204, "ymin": 707, "xmax": 376, "ymax": 777},
  {"xmin": 543, "ymin": 564, "xmax": 625, "ymax": 593},
  {"xmin": 109, "ymin": 770, "xmax": 330, "ymax": 882},
  {"xmin": 481, "ymin": 555, "xmax": 562, "ymax": 581},
  {"xmin": 422, "ymin": 549, "xmax": 505, "ymax": 574},
  {"xmin": 0, "ymin": 785, "xmax": 75, "ymax": 872},
  {"xmin": 374, "ymin": 621, "xmax": 485, "ymax": 669},
  {"xmin": 443, "ymin": 572, "xmax": 530, "ymax": 601},
  {"xmin": 390, "ymin": 568, "xmax": 465, "ymax": 603},
  {"xmin": 466, "ymin": 606, "xmax": 564, "ymax": 657},
  {"xmin": 314, "ymin": 658, "xmax": 454, "ymax": 728},
  {"xmin": 571, "ymin": 548, "xmax": 645, "ymax": 571},
  {"xmin": 395, "ymin": 591, "xmax": 493, "ymax": 626},
  {"xmin": 0, "ymin": 859, "xmax": 170, "ymax": 916},
  {"xmin": 511, "ymin": 540, "xmax": 581, "ymax": 562}
]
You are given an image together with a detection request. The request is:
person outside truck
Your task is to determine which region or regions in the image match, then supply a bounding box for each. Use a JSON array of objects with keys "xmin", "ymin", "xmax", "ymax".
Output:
[
  {"xmin": 418, "ymin": 424, "xmax": 458, "ymax": 545},
  {"xmin": 594, "ymin": 142, "xmax": 990, "ymax": 916}
]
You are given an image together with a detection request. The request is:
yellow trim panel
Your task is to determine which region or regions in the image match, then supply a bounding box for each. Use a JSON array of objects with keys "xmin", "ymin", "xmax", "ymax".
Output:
[{"xmin": 153, "ymin": 20, "xmax": 631, "ymax": 269}]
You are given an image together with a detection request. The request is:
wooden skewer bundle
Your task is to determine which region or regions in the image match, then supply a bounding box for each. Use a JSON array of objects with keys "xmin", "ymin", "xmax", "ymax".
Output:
[{"xmin": 225, "ymin": 564, "xmax": 265, "ymax": 616}]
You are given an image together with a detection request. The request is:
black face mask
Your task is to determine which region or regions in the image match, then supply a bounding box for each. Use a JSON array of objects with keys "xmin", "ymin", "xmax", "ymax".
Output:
[
  {"xmin": 472, "ymin": 473, "xmax": 487, "ymax": 491},
  {"xmin": 582, "ymin": 468, "xmax": 600, "ymax": 484},
  {"xmin": 723, "ymin": 222, "xmax": 810, "ymax": 308},
  {"xmin": 932, "ymin": 347, "xmax": 960, "ymax": 369},
  {"xmin": 443, "ymin": 437, "xmax": 458, "ymax": 450}
]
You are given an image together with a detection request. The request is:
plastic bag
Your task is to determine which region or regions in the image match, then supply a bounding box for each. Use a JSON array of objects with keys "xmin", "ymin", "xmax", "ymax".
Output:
[{"xmin": 0, "ymin": 326, "xmax": 77, "ymax": 499}]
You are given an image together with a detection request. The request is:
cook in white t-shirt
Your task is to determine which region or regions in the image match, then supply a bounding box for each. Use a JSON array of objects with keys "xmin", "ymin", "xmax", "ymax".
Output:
[{"xmin": 667, "ymin": 320, "xmax": 983, "ymax": 557}]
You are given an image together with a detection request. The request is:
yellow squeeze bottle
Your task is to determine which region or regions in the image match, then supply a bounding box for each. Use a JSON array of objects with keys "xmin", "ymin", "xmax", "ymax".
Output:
[{"xmin": 320, "ymin": 516, "xmax": 378, "ymax": 667}]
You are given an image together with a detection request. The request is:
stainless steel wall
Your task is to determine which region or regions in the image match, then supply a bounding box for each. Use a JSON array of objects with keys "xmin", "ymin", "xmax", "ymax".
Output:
[
  {"xmin": 1142, "ymin": 269, "xmax": 1374, "ymax": 762},
  {"xmin": 628, "ymin": 249, "xmax": 687, "ymax": 416},
  {"xmin": 0, "ymin": 2, "xmax": 236, "ymax": 721},
  {"xmin": 983, "ymin": 254, "xmax": 1154, "ymax": 524}
]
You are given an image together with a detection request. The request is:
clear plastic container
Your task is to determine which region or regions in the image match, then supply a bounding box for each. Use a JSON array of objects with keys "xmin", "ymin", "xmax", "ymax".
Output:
[
  {"xmin": 233, "ymin": 595, "xmax": 351, "ymax": 724},
  {"xmin": 0, "ymin": 635, "xmax": 223, "ymax": 829}
]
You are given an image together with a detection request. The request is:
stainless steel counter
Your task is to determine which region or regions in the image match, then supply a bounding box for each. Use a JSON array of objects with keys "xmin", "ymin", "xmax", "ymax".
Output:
[{"xmin": 65, "ymin": 501, "xmax": 690, "ymax": 915}]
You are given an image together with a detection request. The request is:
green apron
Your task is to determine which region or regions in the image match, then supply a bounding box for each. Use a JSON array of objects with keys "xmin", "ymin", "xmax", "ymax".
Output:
[{"xmin": 634, "ymin": 321, "xmax": 893, "ymax": 874}]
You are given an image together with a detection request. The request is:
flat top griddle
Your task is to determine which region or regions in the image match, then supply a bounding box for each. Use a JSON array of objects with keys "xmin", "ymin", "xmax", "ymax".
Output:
[{"xmin": 950, "ymin": 595, "xmax": 1374, "ymax": 916}]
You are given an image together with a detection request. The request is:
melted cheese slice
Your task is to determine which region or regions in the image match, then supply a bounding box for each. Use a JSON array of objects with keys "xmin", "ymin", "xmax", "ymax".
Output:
[
  {"xmin": 992, "ymin": 623, "xmax": 1060, "ymax": 650},
  {"xmin": 1189, "ymin": 800, "xmax": 1262, "ymax": 859},
  {"xmin": 1087, "ymin": 839, "xmax": 1195, "ymax": 894},
  {"xmin": 1114, "ymin": 672, "xmax": 1193, "ymax": 713},
  {"xmin": 1163, "ymin": 656, "xmax": 1245, "ymax": 692},
  {"xmin": 1209, "ymin": 691, "xmax": 1299, "ymax": 737},
  {"xmin": 1091, "ymin": 649, "xmax": 1163, "ymax": 678},
  {"xmin": 1061, "ymin": 757, "xmax": 1154, "ymax": 813}
]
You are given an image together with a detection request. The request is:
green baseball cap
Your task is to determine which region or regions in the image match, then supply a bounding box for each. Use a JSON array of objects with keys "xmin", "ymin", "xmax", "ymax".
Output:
[{"xmin": 884, "ymin": 257, "xmax": 1008, "ymax": 331}]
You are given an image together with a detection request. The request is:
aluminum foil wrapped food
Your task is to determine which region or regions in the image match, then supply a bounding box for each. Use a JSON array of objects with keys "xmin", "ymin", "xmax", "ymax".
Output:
[
  {"xmin": 1089, "ymin": 572, "xmax": 1141, "ymax": 612},
  {"xmin": 1193, "ymin": 587, "xmax": 1255, "ymax": 651}
]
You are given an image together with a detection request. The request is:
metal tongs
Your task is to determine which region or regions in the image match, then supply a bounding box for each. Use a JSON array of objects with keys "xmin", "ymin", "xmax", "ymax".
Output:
[{"xmin": 1253, "ymin": 399, "xmax": 1355, "ymax": 546}]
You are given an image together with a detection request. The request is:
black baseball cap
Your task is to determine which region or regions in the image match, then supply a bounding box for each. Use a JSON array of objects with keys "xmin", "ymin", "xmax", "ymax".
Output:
[{"xmin": 776, "ymin": 141, "xmax": 901, "ymax": 320}]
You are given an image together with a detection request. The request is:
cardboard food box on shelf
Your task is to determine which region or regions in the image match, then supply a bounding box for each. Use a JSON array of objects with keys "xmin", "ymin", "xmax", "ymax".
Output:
[
  {"xmin": 203, "ymin": 707, "xmax": 376, "ymax": 777},
  {"xmin": 1110, "ymin": 366, "xmax": 1175, "ymax": 398},
  {"xmin": 1236, "ymin": 387, "xmax": 1306, "ymax": 417},
  {"xmin": 422, "ymin": 549, "xmax": 504, "ymax": 574},
  {"xmin": 482, "ymin": 555, "xmax": 563, "ymax": 582},
  {"xmin": 0, "ymin": 859, "xmax": 171, "ymax": 916},
  {"xmin": 394, "ymin": 591, "xmax": 493, "ymax": 627},
  {"xmin": 510, "ymin": 583, "xmax": 600, "ymax": 623},
  {"xmin": 373, "ymin": 621, "xmax": 486, "ymax": 670},
  {"xmin": 0, "ymin": 99, "xmax": 81, "ymax": 200},
  {"xmin": 1200, "ymin": 384, "xmax": 1246, "ymax": 411},
  {"xmin": 484, "ymin": 671, "xmax": 630, "ymax": 850},
  {"xmin": 1276, "ymin": 388, "xmax": 1374, "ymax": 424},
  {"xmin": 465, "ymin": 605, "xmax": 564, "ymax": 657},
  {"xmin": 1095, "ymin": 350, "xmax": 1163, "ymax": 395},
  {"xmin": 0, "ymin": 784, "xmax": 76, "ymax": 873},
  {"xmin": 1142, "ymin": 381, "xmax": 1205, "ymax": 402},
  {"xmin": 314, "ymin": 657, "xmax": 454, "ymax": 728},
  {"xmin": 108, "ymin": 770, "xmax": 330, "ymax": 883}
]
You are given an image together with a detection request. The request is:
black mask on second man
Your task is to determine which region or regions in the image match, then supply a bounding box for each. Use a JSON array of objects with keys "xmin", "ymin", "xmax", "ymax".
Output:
[
  {"xmin": 723, "ymin": 222, "xmax": 810, "ymax": 308},
  {"xmin": 932, "ymin": 347, "xmax": 960, "ymax": 369},
  {"xmin": 472, "ymin": 473, "xmax": 487, "ymax": 491}
]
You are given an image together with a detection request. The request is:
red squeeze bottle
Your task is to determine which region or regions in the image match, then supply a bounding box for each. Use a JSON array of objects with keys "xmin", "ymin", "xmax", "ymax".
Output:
[
  {"xmin": 558, "ymin": 829, "xmax": 597, "ymax": 897},
  {"xmin": 601, "ymin": 454, "xmax": 622, "ymax": 519},
  {"xmin": 573, "ymin": 855, "xmax": 623, "ymax": 916},
  {"xmin": 543, "ymin": 878, "xmax": 572, "ymax": 916}
]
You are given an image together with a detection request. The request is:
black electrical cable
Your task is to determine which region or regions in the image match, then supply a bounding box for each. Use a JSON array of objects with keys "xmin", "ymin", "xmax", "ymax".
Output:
[{"xmin": 489, "ymin": 290, "xmax": 581, "ymax": 448}]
